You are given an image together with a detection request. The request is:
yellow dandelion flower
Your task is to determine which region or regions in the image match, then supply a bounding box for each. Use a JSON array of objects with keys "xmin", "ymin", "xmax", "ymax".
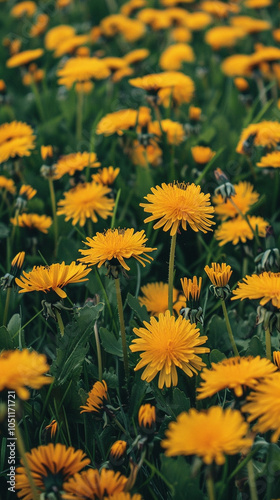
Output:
[
  {"xmin": 16, "ymin": 261, "xmax": 90, "ymax": 299},
  {"xmin": 215, "ymin": 215, "xmax": 268, "ymax": 246},
  {"xmin": 54, "ymin": 152, "xmax": 100, "ymax": 179},
  {"xmin": 244, "ymin": 0, "xmax": 272, "ymax": 8},
  {"xmin": 161, "ymin": 0, "xmax": 194, "ymax": 5},
  {"xmin": 62, "ymin": 468, "xmax": 127, "ymax": 500},
  {"xmin": 230, "ymin": 16, "xmax": 271, "ymax": 34},
  {"xmin": 80, "ymin": 380, "xmax": 108, "ymax": 414},
  {"xmin": 30, "ymin": 13, "xmax": 49, "ymax": 38},
  {"xmin": 45, "ymin": 419, "xmax": 58, "ymax": 438},
  {"xmin": 157, "ymin": 79, "xmax": 195, "ymax": 107},
  {"xmin": 18, "ymin": 184, "xmax": 37, "ymax": 200},
  {"xmin": 159, "ymin": 43, "xmax": 195, "ymax": 71},
  {"xmin": 140, "ymin": 182, "xmax": 215, "ymax": 236},
  {"xmin": 257, "ymin": 151, "xmax": 280, "ymax": 168},
  {"xmin": 57, "ymin": 182, "xmax": 114, "ymax": 227},
  {"xmin": 189, "ymin": 106, "xmax": 202, "ymax": 121},
  {"xmin": 16, "ymin": 443, "xmax": 90, "ymax": 500},
  {"xmin": 10, "ymin": 1, "xmax": 36, "ymax": 17},
  {"xmin": 129, "ymin": 71, "xmax": 193, "ymax": 92},
  {"xmin": 200, "ymin": 0, "xmax": 239, "ymax": 18},
  {"xmin": 0, "ymin": 121, "xmax": 36, "ymax": 164},
  {"xmin": 54, "ymin": 34, "xmax": 90, "ymax": 58},
  {"xmin": 121, "ymin": 0, "xmax": 147, "ymax": 16},
  {"xmin": 213, "ymin": 181, "xmax": 259, "ymax": 220},
  {"xmin": 191, "ymin": 146, "xmax": 215, "ymax": 164},
  {"xmin": 79, "ymin": 228, "xmax": 156, "ymax": 272},
  {"xmin": 139, "ymin": 282, "xmax": 186, "ymax": 316},
  {"xmin": 96, "ymin": 107, "xmax": 151, "ymax": 136},
  {"xmin": 57, "ymin": 57, "xmax": 111, "ymax": 88},
  {"xmin": 138, "ymin": 403, "xmax": 156, "ymax": 430},
  {"xmin": 130, "ymin": 140, "xmax": 162, "ymax": 168},
  {"xmin": 162, "ymin": 406, "xmax": 252, "ymax": 465},
  {"xmin": 137, "ymin": 8, "xmax": 172, "ymax": 30},
  {"xmin": 105, "ymin": 494, "xmax": 143, "ymax": 500},
  {"xmin": 100, "ymin": 14, "xmax": 145, "ymax": 42},
  {"xmin": 10, "ymin": 213, "xmax": 52, "ymax": 233},
  {"xmin": 273, "ymin": 351, "xmax": 280, "ymax": 368},
  {"xmin": 221, "ymin": 54, "xmax": 252, "ymax": 77},
  {"xmin": 123, "ymin": 48, "xmax": 149, "ymax": 65},
  {"xmin": 236, "ymin": 121, "xmax": 280, "ymax": 154},
  {"xmin": 205, "ymin": 26, "xmax": 246, "ymax": 50},
  {"xmin": 181, "ymin": 276, "xmax": 202, "ymax": 302},
  {"xmin": 197, "ymin": 356, "xmax": 277, "ymax": 399},
  {"xmin": 204, "ymin": 262, "xmax": 232, "ymax": 287},
  {"xmin": 0, "ymin": 176, "xmax": 16, "ymax": 194},
  {"xmin": 91, "ymin": 166, "xmax": 120, "ymax": 185},
  {"xmin": 41, "ymin": 144, "xmax": 53, "ymax": 160},
  {"xmin": 170, "ymin": 26, "xmax": 192, "ymax": 43},
  {"xmin": 112, "ymin": 67, "xmax": 134, "ymax": 83},
  {"xmin": 242, "ymin": 373, "xmax": 280, "ymax": 442},
  {"xmin": 148, "ymin": 119, "xmax": 185, "ymax": 145},
  {"xmin": 183, "ymin": 11, "xmax": 212, "ymax": 31},
  {"xmin": 234, "ymin": 77, "xmax": 249, "ymax": 92},
  {"xmin": 130, "ymin": 310, "xmax": 209, "ymax": 388},
  {"xmin": 6, "ymin": 48, "xmax": 44, "ymax": 68},
  {"xmin": 231, "ymin": 272, "xmax": 280, "ymax": 309},
  {"xmin": 0, "ymin": 349, "xmax": 53, "ymax": 399},
  {"xmin": 45, "ymin": 25, "xmax": 76, "ymax": 51},
  {"xmin": 245, "ymin": 47, "xmax": 280, "ymax": 73}
]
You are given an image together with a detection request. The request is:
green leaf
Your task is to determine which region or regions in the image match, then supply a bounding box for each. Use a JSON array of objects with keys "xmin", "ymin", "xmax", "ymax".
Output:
[
  {"xmin": 245, "ymin": 336, "xmax": 266, "ymax": 357},
  {"xmin": 0, "ymin": 223, "xmax": 9, "ymax": 238},
  {"xmin": 210, "ymin": 349, "xmax": 226, "ymax": 364},
  {"xmin": 126, "ymin": 293, "xmax": 150, "ymax": 323},
  {"xmin": 99, "ymin": 327, "xmax": 123, "ymax": 357},
  {"xmin": 206, "ymin": 314, "xmax": 232, "ymax": 353},
  {"xmin": 57, "ymin": 237, "xmax": 81, "ymax": 264},
  {"xmin": 160, "ymin": 455, "xmax": 204, "ymax": 500},
  {"xmin": 51, "ymin": 302, "xmax": 104, "ymax": 386},
  {"xmin": 0, "ymin": 325, "xmax": 14, "ymax": 350},
  {"xmin": 171, "ymin": 388, "xmax": 191, "ymax": 416}
]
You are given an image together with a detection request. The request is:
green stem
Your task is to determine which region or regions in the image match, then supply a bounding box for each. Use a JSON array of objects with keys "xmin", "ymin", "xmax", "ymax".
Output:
[
  {"xmin": 31, "ymin": 80, "xmax": 45, "ymax": 122},
  {"xmin": 265, "ymin": 325, "xmax": 272, "ymax": 361},
  {"xmin": 113, "ymin": 416, "xmax": 129, "ymax": 436},
  {"xmin": 13, "ymin": 308, "xmax": 43, "ymax": 339},
  {"xmin": 115, "ymin": 277, "xmax": 129, "ymax": 380},
  {"xmin": 206, "ymin": 474, "xmax": 216, "ymax": 500},
  {"xmin": 247, "ymin": 459, "xmax": 258, "ymax": 500},
  {"xmin": 94, "ymin": 267, "xmax": 118, "ymax": 335},
  {"xmin": 48, "ymin": 178, "xmax": 58, "ymax": 257},
  {"xmin": 15, "ymin": 422, "xmax": 39, "ymax": 500},
  {"xmin": 55, "ymin": 309, "xmax": 64, "ymax": 337},
  {"xmin": 255, "ymin": 74, "xmax": 267, "ymax": 108},
  {"xmin": 168, "ymin": 233, "xmax": 177, "ymax": 315},
  {"xmin": 94, "ymin": 321, "xmax": 103, "ymax": 381},
  {"xmin": 86, "ymin": 218, "xmax": 93, "ymax": 238},
  {"xmin": 76, "ymin": 90, "xmax": 84, "ymax": 144},
  {"xmin": 110, "ymin": 188, "xmax": 121, "ymax": 229},
  {"xmin": 143, "ymin": 458, "xmax": 175, "ymax": 494},
  {"xmin": 221, "ymin": 299, "xmax": 239, "ymax": 357},
  {"xmin": 3, "ymin": 287, "xmax": 12, "ymax": 326}
]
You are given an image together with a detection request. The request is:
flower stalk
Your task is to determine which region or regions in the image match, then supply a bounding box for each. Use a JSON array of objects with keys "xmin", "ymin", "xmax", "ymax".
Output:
[
  {"xmin": 48, "ymin": 177, "xmax": 58, "ymax": 256},
  {"xmin": 76, "ymin": 90, "xmax": 84, "ymax": 144},
  {"xmin": 3, "ymin": 287, "xmax": 12, "ymax": 326},
  {"xmin": 115, "ymin": 276, "xmax": 129, "ymax": 379},
  {"xmin": 168, "ymin": 233, "xmax": 177, "ymax": 314},
  {"xmin": 221, "ymin": 299, "xmax": 239, "ymax": 357},
  {"xmin": 15, "ymin": 421, "xmax": 39, "ymax": 500},
  {"xmin": 206, "ymin": 472, "xmax": 216, "ymax": 500},
  {"xmin": 247, "ymin": 458, "xmax": 258, "ymax": 500},
  {"xmin": 94, "ymin": 321, "xmax": 103, "ymax": 381},
  {"xmin": 265, "ymin": 325, "xmax": 272, "ymax": 361}
]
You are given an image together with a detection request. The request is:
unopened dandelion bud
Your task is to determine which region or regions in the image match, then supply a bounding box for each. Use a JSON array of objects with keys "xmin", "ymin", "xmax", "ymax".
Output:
[
  {"xmin": 138, "ymin": 404, "xmax": 156, "ymax": 435},
  {"xmin": 254, "ymin": 248, "xmax": 280, "ymax": 273},
  {"xmin": 214, "ymin": 182, "xmax": 236, "ymax": 201},
  {"xmin": 109, "ymin": 440, "xmax": 127, "ymax": 466}
]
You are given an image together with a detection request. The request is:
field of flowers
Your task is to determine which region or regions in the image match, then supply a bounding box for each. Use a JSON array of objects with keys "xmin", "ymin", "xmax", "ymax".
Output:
[{"xmin": 1, "ymin": 0, "xmax": 280, "ymax": 499}]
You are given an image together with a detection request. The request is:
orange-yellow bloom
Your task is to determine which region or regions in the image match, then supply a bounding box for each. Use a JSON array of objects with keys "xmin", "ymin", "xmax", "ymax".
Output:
[{"xmin": 141, "ymin": 182, "xmax": 215, "ymax": 236}]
